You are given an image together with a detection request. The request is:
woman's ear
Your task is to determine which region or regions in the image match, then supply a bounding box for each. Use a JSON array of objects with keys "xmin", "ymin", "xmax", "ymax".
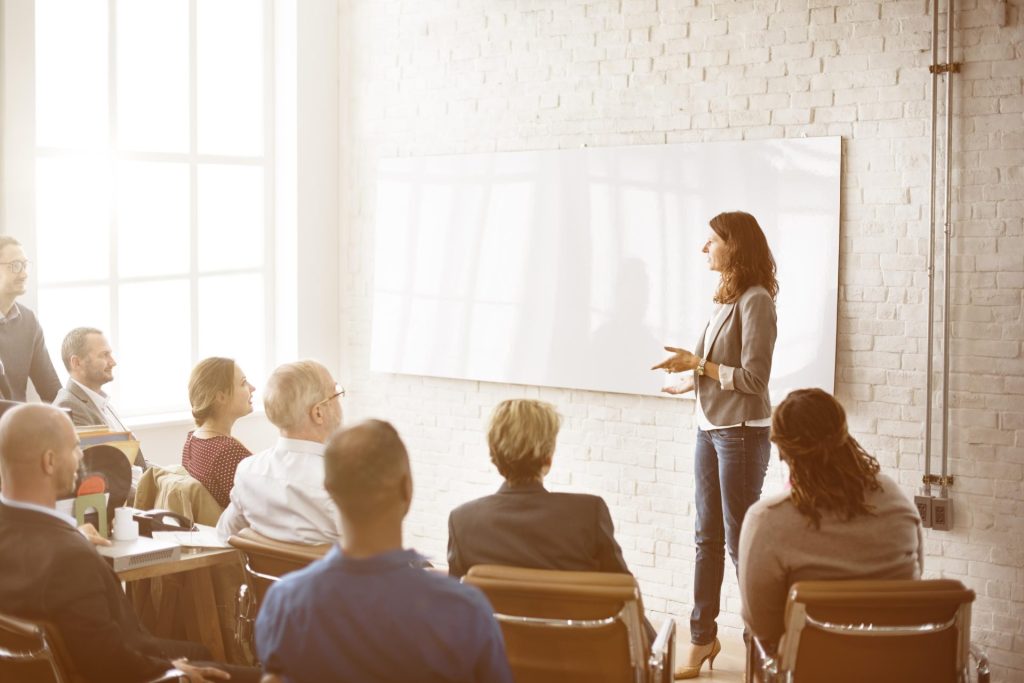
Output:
[{"xmin": 540, "ymin": 454, "xmax": 553, "ymax": 477}]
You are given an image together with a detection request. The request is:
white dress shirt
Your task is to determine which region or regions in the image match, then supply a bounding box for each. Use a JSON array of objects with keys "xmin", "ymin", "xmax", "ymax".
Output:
[
  {"xmin": 216, "ymin": 436, "xmax": 341, "ymax": 545},
  {"xmin": 0, "ymin": 493, "xmax": 77, "ymax": 528}
]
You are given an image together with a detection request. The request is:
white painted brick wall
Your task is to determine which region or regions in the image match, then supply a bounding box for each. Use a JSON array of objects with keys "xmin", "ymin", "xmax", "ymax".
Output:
[{"xmin": 340, "ymin": 1, "xmax": 1024, "ymax": 677}]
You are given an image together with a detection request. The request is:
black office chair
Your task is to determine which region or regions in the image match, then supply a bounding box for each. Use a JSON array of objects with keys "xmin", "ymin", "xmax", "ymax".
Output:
[{"xmin": 0, "ymin": 611, "xmax": 186, "ymax": 683}]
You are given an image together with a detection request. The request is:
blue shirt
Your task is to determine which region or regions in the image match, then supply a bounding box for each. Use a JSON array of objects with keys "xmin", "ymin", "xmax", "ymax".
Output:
[{"xmin": 256, "ymin": 546, "xmax": 514, "ymax": 683}]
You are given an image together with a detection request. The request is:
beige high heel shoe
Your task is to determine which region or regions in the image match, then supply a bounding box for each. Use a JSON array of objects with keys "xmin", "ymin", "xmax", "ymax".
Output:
[{"xmin": 674, "ymin": 638, "xmax": 722, "ymax": 679}]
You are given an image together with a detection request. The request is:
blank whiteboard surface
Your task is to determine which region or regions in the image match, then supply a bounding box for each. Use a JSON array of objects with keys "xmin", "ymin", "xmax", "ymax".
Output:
[{"xmin": 371, "ymin": 138, "xmax": 840, "ymax": 402}]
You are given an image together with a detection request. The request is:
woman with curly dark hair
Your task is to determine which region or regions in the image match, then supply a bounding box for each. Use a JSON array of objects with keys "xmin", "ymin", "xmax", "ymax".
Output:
[
  {"xmin": 738, "ymin": 388, "xmax": 923, "ymax": 649},
  {"xmin": 653, "ymin": 211, "xmax": 779, "ymax": 678}
]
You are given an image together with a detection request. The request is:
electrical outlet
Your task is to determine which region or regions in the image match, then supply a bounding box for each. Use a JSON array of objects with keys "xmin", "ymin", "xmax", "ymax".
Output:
[
  {"xmin": 914, "ymin": 494, "xmax": 933, "ymax": 528},
  {"xmin": 932, "ymin": 495, "xmax": 953, "ymax": 531}
]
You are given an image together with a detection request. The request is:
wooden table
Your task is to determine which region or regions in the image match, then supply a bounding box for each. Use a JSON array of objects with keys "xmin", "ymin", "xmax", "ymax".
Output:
[{"xmin": 119, "ymin": 546, "xmax": 241, "ymax": 662}]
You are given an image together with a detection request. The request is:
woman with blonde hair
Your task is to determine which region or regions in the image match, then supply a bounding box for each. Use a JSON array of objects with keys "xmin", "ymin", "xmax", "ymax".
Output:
[
  {"xmin": 447, "ymin": 398, "xmax": 633, "ymax": 577},
  {"xmin": 738, "ymin": 388, "xmax": 922, "ymax": 649},
  {"xmin": 181, "ymin": 357, "xmax": 255, "ymax": 508},
  {"xmin": 653, "ymin": 211, "xmax": 778, "ymax": 678}
]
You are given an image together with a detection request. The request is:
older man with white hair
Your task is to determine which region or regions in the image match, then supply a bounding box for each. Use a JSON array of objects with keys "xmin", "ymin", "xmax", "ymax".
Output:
[{"xmin": 216, "ymin": 359, "xmax": 344, "ymax": 544}]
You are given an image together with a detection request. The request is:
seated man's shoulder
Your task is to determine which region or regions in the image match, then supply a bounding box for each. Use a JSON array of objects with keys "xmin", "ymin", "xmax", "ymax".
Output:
[
  {"xmin": 417, "ymin": 569, "xmax": 494, "ymax": 616},
  {"xmin": 234, "ymin": 445, "xmax": 276, "ymax": 473},
  {"xmin": 547, "ymin": 490, "xmax": 608, "ymax": 510}
]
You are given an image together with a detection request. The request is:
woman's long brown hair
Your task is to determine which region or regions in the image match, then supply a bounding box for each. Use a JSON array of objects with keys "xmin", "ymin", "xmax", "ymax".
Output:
[
  {"xmin": 771, "ymin": 388, "xmax": 882, "ymax": 529},
  {"xmin": 710, "ymin": 211, "xmax": 779, "ymax": 304}
]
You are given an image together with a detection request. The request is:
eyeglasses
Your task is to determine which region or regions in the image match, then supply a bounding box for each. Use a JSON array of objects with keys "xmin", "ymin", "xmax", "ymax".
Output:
[
  {"xmin": 0, "ymin": 260, "xmax": 30, "ymax": 274},
  {"xmin": 314, "ymin": 384, "xmax": 345, "ymax": 408}
]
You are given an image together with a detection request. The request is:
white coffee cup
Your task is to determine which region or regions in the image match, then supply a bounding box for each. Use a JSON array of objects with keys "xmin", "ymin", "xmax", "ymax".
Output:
[{"xmin": 113, "ymin": 507, "xmax": 139, "ymax": 542}]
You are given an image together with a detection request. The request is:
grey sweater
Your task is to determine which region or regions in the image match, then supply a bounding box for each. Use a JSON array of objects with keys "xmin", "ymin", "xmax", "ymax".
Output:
[
  {"xmin": 0, "ymin": 303, "xmax": 61, "ymax": 402},
  {"xmin": 738, "ymin": 473, "xmax": 924, "ymax": 646}
]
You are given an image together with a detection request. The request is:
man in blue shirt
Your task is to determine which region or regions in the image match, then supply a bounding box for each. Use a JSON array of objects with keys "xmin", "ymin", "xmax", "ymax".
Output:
[{"xmin": 255, "ymin": 419, "xmax": 513, "ymax": 683}]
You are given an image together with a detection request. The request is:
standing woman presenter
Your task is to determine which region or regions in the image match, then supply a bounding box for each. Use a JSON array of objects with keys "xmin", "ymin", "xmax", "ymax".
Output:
[{"xmin": 652, "ymin": 211, "xmax": 778, "ymax": 679}]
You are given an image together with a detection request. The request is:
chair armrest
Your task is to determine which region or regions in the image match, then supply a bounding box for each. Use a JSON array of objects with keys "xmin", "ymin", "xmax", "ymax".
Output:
[
  {"xmin": 648, "ymin": 618, "xmax": 676, "ymax": 683},
  {"xmin": 151, "ymin": 668, "xmax": 187, "ymax": 682},
  {"xmin": 970, "ymin": 643, "xmax": 989, "ymax": 683},
  {"xmin": 748, "ymin": 635, "xmax": 778, "ymax": 683}
]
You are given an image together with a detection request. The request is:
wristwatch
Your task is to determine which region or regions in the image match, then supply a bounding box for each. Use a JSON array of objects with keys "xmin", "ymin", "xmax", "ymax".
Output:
[{"xmin": 696, "ymin": 357, "xmax": 707, "ymax": 377}]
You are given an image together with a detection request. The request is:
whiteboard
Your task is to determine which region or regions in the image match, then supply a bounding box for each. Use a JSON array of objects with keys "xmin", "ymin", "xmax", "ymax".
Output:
[{"xmin": 370, "ymin": 138, "xmax": 840, "ymax": 402}]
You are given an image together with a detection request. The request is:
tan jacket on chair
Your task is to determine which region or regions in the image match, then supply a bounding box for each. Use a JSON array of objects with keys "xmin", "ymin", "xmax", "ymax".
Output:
[
  {"xmin": 132, "ymin": 465, "xmax": 250, "ymax": 664},
  {"xmin": 134, "ymin": 464, "xmax": 223, "ymax": 526}
]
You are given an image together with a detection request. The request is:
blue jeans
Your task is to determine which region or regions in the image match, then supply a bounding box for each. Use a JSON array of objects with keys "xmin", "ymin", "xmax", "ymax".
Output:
[{"xmin": 690, "ymin": 425, "xmax": 770, "ymax": 645}]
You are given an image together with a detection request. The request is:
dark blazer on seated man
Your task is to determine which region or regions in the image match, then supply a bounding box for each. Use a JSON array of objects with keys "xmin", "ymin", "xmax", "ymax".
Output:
[
  {"xmin": 0, "ymin": 403, "xmax": 257, "ymax": 683},
  {"xmin": 448, "ymin": 399, "xmax": 655, "ymax": 643},
  {"xmin": 447, "ymin": 479, "xmax": 631, "ymax": 577},
  {"xmin": 54, "ymin": 378, "xmax": 110, "ymax": 426},
  {"xmin": 448, "ymin": 399, "xmax": 633, "ymax": 578},
  {"xmin": 0, "ymin": 502, "xmax": 178, "ymax": 683}
]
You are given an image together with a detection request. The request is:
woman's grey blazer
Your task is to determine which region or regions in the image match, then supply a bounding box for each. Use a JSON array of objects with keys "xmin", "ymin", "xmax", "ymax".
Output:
[{"xmin": 694, "ymin": 284, "xmax": 777, "ymax": 426}]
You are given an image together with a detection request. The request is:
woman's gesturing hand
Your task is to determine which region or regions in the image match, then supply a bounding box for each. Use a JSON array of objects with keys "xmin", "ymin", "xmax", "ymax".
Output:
[
  {"xmin": 651, "ymin": 346, "xmax": 700, "ymax": 373},
  {"xmin": 661, "ymin": 374, "xmax": 695, "ymax": 395}
]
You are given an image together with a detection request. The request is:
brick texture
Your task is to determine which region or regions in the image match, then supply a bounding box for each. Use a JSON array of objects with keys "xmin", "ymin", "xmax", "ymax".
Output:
[{"xmin": 340, "ymin": 1, "xmax": 1024, "ymax": 676}]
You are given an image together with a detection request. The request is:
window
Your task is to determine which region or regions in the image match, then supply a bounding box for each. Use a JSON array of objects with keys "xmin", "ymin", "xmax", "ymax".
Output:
[{"xmin": 32, "ymin": 0, "xmax": 274, "ymax": 417}]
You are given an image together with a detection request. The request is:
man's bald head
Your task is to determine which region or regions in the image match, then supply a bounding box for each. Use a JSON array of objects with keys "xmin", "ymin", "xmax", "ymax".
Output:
[
  {"xmin": 0, "ymin": 404, "xmax": 80, "ymax": 499},
  {"xmin": 324, "ymin": 419, "xmax": 411, "ymax": 525}
]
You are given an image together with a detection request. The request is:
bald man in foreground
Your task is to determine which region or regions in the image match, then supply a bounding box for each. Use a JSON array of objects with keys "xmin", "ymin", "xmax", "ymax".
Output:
[
  {"xmin": 255, "ymin": 420, "xmax": 514, "ymax": 683},
  {"xmin": 0, "ymin": 404, "xmax": 259, "ymax": 683}
]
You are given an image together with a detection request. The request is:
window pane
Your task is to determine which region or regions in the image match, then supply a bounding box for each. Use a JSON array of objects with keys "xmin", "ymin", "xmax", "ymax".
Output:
[
  {"xmin": 198, "ymin": 273, "xmax": 265, "ymax": 390},
  {"xmin": 37, "ymin": 285, "xmax": 111, "ymax": 384},
  {"xmin": 197, "ymin": 0, "xmax": 263, "ymax": 155},
  {"xmin": 117, "ymin": 161, "xmax": 189, "ymax": 278},
  {"xmin": 117, "ymin": 0, "xmax": 189, "ymax": 152},
  {"xmin": 35, "ymin": 0, "xmax": 108, "ymax": 149},
  {"xmin": 197, "ymin": 164, "xmax": 263, "ymax": 271},
  {"xmin": 36, "ymin": 157, "xmax": 111, "ymax": 284},
  {"xmin": 117, "ymin": 279, "xmax": 191, "ymax": 415}
]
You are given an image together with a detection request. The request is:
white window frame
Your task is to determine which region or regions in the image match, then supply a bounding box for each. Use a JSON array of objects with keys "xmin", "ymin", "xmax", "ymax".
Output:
[{"xmin": 1, "ymin": 0, "xmax": 340, "ymax": 424}]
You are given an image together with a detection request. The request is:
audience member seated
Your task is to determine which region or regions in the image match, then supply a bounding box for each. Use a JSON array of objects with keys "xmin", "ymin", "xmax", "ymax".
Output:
[
  {"xmin": 182, "ymin": 357, "xmax": 255, "ymax": 508},
  {"xmin": 738, "ymin": 388, "xmax": 924, "ymax": 651},
  {"xmin": 216, "ymin": 360, "xmax": 344, "ymax": 544},
  {"xmin": 255, "ymin": 419, "xmax": 513, "ymax": 683},
  {"xmin": 0, "ymin": 236, "xmax": 60, "ymax": 402},
  {"xmin": 54, "ymin": 326, "xmax": 146, "ymax": 468},
  {"xmin": 447, "ymin": 399, "xmax": 635, "ymax": 577},
  {"xmin": 0, "ymin": 403, "xmax": 259, "ymax": 683}
]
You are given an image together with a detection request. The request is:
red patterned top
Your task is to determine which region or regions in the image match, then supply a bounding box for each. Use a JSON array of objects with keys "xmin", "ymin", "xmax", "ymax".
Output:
[{"xmin": 181, "ymin": 432, "xmax": 252, "ymax": 509}]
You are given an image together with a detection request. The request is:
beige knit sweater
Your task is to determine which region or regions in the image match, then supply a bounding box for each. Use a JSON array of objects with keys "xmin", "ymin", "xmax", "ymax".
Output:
[{"xmin": 738, "ymin": 473, "xmax": 924, "ymax": 646}]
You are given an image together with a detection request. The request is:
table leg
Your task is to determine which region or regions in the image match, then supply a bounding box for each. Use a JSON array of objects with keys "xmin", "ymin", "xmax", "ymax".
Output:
[{"xmin": 183, "ymin": 567, "xmax": 226, "ymax": 662}]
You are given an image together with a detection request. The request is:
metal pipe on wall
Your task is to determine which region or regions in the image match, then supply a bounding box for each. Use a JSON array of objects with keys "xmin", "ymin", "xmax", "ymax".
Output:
[
  {"xmin": 925, "ymin": 0, "xmax": 940, "ymax": 497},
  {"xmin": 924, "ymin": 0, "xmax": 958, "ymax": 512},
  {"xmin": 941, "ymin": 0, "xmax": 956, "ymax": 494}
]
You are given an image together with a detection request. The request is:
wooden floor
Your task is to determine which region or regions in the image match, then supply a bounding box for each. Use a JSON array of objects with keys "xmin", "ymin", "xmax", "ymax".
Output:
[{"xmin": 674, "ymin": 628, "xmax": 746, "ymax": 682}]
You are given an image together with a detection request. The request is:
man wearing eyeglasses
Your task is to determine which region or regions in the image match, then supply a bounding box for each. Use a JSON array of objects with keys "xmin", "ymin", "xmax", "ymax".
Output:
[
  {"xmin": 0, "ymin": 236, "xmax": 61, "ymax": 402},
  {"xmin": 216, "ymin": 359, "xmax": 345, "ymax": 544}
]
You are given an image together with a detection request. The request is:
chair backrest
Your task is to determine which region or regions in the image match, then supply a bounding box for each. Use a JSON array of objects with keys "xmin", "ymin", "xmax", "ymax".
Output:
[
  {"xmin": 464, "ymin": 564, "xmax": 649, "ymax": 683},
  {"xmin": 0, "ymin": 612, "xmax": 65, "ymax": 683},
  {"xmin": 777, "ymin": 579, "xmax": 975, "ymax": 683},
  {"xmin": 0, "ymin": 612, "xmax": 187, "ymax": 683},
  {"xmin": 228, "ymin": 528, "xmax": 330, "ymax": 604}
]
